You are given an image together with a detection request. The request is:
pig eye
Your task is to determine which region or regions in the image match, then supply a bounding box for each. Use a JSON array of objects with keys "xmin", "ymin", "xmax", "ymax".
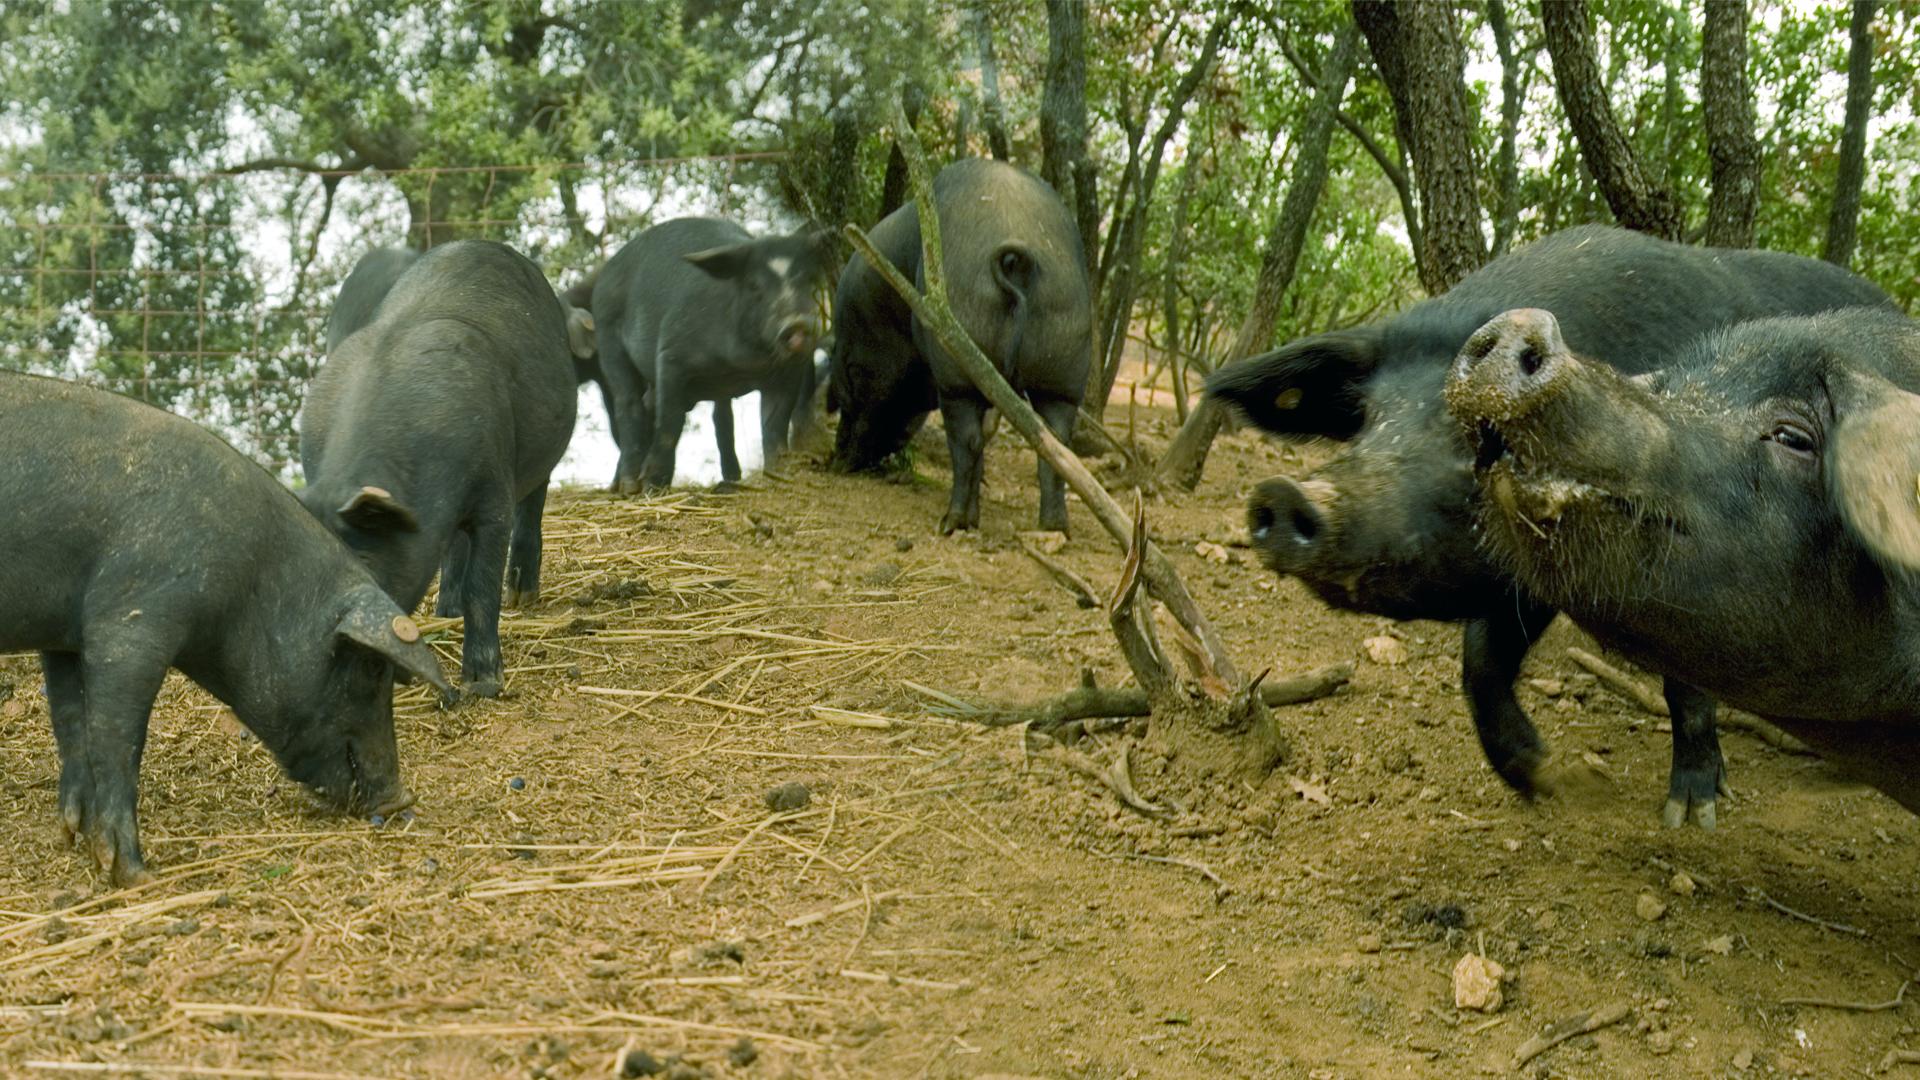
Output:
[{"xmin": 1765, "ymin": 421, "xmax": 1817, "ymax": 456}]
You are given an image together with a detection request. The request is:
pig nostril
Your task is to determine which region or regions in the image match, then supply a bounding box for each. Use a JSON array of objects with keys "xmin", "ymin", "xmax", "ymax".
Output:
[
  {"xmin": 1290, "ymin": 508, "xmax": 1320, "ymax": 545},
  {"xmin": 1250, "ymin": 502, "xmax": 1277, "ymax": 542},
  {"xmin": 1519, "ymin": 346, "xmax": 1544, "ymax": 378}
]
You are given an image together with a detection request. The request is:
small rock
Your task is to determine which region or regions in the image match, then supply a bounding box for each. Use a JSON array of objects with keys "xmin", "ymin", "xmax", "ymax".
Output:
[
  {"xmin": 1503, "ymin": 838, "xmax": 1522, "ymax": 853},
  {"xmin": 1636, "ymin": 893, "xmax": 1668, "ymax": 922},
  {"xmin": 894, "ymin": 537, "xmax": 914, "ymax": 552},
  {"xmin": 1703, "ymin": 934, "xmax": 1735, "ymax": 955},
  {"xmin": 1526, "ymin": 677, "xmax": 1564, "ymax": 697},
  {"xmin": 727, "ymin": 1037, "xmax": 758, "ymax": 1067},
  {"xmin": 1452, "ymin": 952, "xmax": 1505, "ymax": 1012},
  {"xmin": 764, "ymin": 781, "xmax": 811, "ymax": 812},
  {"xmin": 1648, "ymin": 1030, "xmax": 1675, "ymax": 1055},
  {"xmin": 1669, "ymin": 871, "xmax": 1696, "ymax": 897},
  {"xmin": 1733, "ymin": 1047, "xmax": 1754, "ymax": 1071},
  {"xmin": 1194, "ymin": 540, "xmax": 1231, "ymax": 564},
  {"xmin": 508, "ymin": 776, "xmax": 526, "ymax": 791},
  {"xmin": 1363, "ymin": 635, "xmax": 1408, "ymax": 666},
  {"xmin": 0, "ymin": 698, "xmax": 23, "ymax": 719},
  {"xmin": 1356, "ymin": 932, "xmax": 1383, "ymax": 954},
  {"xmin": 1533, "ymin": 909, "xmax": 1558, "ymax": 932},
  {"xmin": 860, "ymin": 562, "xmax": 902, "ymax": 586}
]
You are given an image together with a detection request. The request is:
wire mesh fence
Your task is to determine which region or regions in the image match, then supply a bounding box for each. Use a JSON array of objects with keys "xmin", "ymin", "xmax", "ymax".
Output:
[{"xmin": 0, "ymin": 152, "xmax": 788, "ymax": 476}]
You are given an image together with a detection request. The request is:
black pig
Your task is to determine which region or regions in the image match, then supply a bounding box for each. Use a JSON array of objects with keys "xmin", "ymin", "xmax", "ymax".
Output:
[
  {"xmin": 829, "ymin": 158, "xmax": 1090, "ymax": 534},
  {"xmin": 591, "ymin": 218, "xmax": 829, "ymax": 492},
  {"xmin": 1450, "ymin": 305, "xmax": 1920, "ymax": 815},
  {"xmin": 326, "ymin": 247, "xmax": 419, "ymax": 353},
  {"xmin": 1208, "ymin": 226, "xmax": 1889, "ymax": 826},
  {"xmin": 301, "ymin": 240, "xmax": 577, "ymax": 698},
  {"xmin": 1, "ymin": 372, "xmax": 449, "ymax": 886}
]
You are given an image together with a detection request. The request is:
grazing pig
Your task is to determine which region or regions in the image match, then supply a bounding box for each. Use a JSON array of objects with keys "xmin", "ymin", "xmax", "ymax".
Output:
[
  {"xmin": 301, "ymin": 239, "xmax": 577, "ymax": 698},
  {"xmin": 1448, "ymin": 305, "xmax": 1920, "ymax": 814},
  {"xmin": 829, "ymin": 157, "xmax": 1091, "ymax": 534},
  {"xmin": 0, "ymin": 372, "xmax": 450, "ymax": 886},
  {"xmin": 325, "ymin": 247, "xmax": 419, "ymax": 352},
  {"xmin": 591, "ymin": 217, "xmax": 830, "ymax": 492},
  {"xmin": 1207, "ymin": 226, "xmax": 1890, "ymax": 826}
]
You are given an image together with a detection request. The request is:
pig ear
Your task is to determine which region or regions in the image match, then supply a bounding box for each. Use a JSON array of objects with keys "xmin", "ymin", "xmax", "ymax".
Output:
[
  {"xmin": 337, "ymin": 594, "xmax": 453, "ymax": 694},
  {"xmin": 1204, "ymin": 328, "xmax": 1384, "ymax": 440},
  {"xmin": 339, "ymin": 486, "xmax": 418, "ymax": 534},
  {"xmin": 684, "ymin": 243, "xmax": 754, "ymax": 280},
  {"xmin": 565, "ymin": 305, "xmax": 596, "ymax": 360},
  {"xmin": 1830, "ymin": 373, "xmax": 1920, "ymax": 572}
]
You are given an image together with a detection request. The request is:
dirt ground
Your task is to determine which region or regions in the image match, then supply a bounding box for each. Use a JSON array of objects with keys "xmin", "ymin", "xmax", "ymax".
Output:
[{"xmin": 5, "ymin": 403, "xmax": 1920, "ymax": 1080}]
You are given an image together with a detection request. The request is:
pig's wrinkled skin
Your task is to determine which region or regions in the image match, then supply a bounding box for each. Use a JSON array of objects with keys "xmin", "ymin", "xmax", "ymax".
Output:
[
  {"xmin": 829, "ymin": 157, "xmax": 1091, "ymax": 534},
  {"xmin": 301, "ymin": 240, "xmax": 577, "ymax": 698},
  {"xmin": 1, "ymin": 372, "xmax": 450, "ymax": 887},
  {"xmin": 1207, "ymin": 225, "xmax": 1891, "ymax": 825},
  {"xmin": 590, "ymin": 218, "xmax": 829, "ymax": 493},
  {"xmin": 1451, "ymin": 305, "xmax": 1920, "ymax": 816}
]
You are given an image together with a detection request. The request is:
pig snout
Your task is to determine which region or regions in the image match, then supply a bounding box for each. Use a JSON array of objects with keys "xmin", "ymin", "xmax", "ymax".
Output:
[
  {"xmin": 1449, "ymin": 308, "xmax": 1575, "ymax": 426},
  {"xmin": 1248, "ymin": 477, "xmax": 1337, "ymax": 574}
]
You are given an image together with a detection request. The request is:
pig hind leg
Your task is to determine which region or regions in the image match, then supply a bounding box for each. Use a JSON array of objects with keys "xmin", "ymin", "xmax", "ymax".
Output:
[
  {"xmin": 504, "ymin": 483, "xmax": 550, "ymax": 609},
  {"xmin": 50, "ymin": 640, "xmax": 166, "ymax": 886},
  {"xmin": 1033, "ymin": 395, "xmax": 1079, "ymax": 533},
  {"xmin": 601, "ymin": 329, "xmax": 655, "ymax": 495},
  {"xmin": 713, "ymin": 397, "xmax": 741, "ymax": 488},
  {"xmin": 640, "ymin": 372, "xmax": 693, "ymax": 491},
  {"xmin": 1461, "ymin": 600, "xmax": 1559, "ymax": 796},
  {"xmin": 1661, "ymin": 679, "xmax": 1727, "ymax": 829},
  {"xmin": 938, "ymin": 392, "xmax": 988, "ymax": 534},
  {"xmin": 458, "ymin": 510, "xmax": 513, "ymax": 698},
  {"xmin": 434, "ymin": 533, "xmax": 470, "ymax": 618}
]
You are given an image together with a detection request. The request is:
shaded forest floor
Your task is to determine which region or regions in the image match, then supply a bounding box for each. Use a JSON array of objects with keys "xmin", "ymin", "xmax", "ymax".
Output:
[{"xmin": 4, "ymin": 404, "xmax": 1919, "ymax": 1079}]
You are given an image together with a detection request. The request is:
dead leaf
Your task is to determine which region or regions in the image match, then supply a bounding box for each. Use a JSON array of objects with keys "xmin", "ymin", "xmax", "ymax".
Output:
[
  {"xmin": 1288, "ymin": 774, "xmax": 1330, "ymax": 806},
  {"xmin": 1703, "ymin": 934, "xmax": 1735, "ymax": 956}
]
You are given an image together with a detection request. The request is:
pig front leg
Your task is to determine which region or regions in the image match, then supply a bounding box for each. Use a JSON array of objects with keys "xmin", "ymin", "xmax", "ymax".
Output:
[
  {"xmin": 1462, "ymin": 600, "xmax": 1559, "ymax": 796},
  {"xmin": 937, "ymin": 392, "xmax": 987, "ymax": 534},
  {"xmin": 434, "ymin": 532, "xmax": 470, "ymax": 618},
  {"xmin": 505, "ymin": 483, "xmax": 550, "ymax": 609},
  {"xmin": 458, "ymin": 508, "xmax": 513, "ymax": 698},
  {"xmin": 45, "ymin": 643, "xmax": 165, "ymax": 886},
  {"xmin": 1662, "ymin": 679, "xmax": 1727, "ymax": 829},
  {"xmin": 640, "ymin": 372, "xmax": 692, "ymax": 492}
]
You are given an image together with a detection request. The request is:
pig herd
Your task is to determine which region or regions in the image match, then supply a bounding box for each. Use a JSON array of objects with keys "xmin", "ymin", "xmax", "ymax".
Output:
[{"xmin": 9, "ymin": 157, "xmax": 1920, "ymax": 891}]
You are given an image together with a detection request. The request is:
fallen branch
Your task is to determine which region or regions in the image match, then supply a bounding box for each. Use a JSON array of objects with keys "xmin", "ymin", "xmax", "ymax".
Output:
[
  {"xmin": 1509, "ymin": 1001, "xmax": 1633, "ymax": 1069},
  {"xmin": 1881, "ymin": 1048, "xmax": 1920, "ymax": 1072},
  {"xmin": 1019, "ymin": 537, "xmax": 1100, "ymax": 608},
  {"xmin": 1749, "ymin": 887, "xmax": 1868, "ymax": 937},
  {"xmin": 920, "ymin": 663, "xmax": 1352, "ymax": 731},
  {"xmin": 1783, "ymin": 971, "xmax": 1915, "ymax": 1012},
  {"xmin": 1047, "ymin": 745, "xmax": 1171, "ymax": 818},
  {"xmin": 1566, "ymin": 648, "xmax": 1668, "ymax": 716}
]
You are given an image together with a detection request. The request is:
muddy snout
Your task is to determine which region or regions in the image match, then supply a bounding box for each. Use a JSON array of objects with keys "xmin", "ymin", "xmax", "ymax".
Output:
[
  {"xmin": 1248, "ymin": 477, "xmax": 1339, "ymax": 574},
  {"xmin": 1445, "ymin": 308, "xmax": 1577, "ymax": 441}
]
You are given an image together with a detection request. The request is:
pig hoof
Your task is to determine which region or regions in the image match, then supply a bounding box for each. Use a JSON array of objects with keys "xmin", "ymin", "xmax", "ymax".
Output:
[
  {"xmin": 433, "ymin": 594, "xmax": 461, "ymax": 618},
  {"xmin": 505, "ymin": 588, "xmax": 537, "ymax": 610},
  {"xmin": 466, "ymin": 677, "xmax": 502, "ymax": 700},
  {"xmin": 713, "ymin": 480, "xmax": 739, "ymax": 494},
  {"xmin": 1661, "ymin": 795, "xmax": 1718, "ymax": 830},
  {"xmin": 939, "ymin": 513, "xmax": 971, "ymax": 535}
]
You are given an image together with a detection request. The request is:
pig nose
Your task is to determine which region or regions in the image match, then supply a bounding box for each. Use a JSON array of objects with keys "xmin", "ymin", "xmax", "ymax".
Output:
[
  {"xmin": 1248, "ymin": 478, "xmax": 1327, "ymax": 570},
  {"xmin": 1452, "ymin": 308, "xmax": 1571, "ymax": 416}
]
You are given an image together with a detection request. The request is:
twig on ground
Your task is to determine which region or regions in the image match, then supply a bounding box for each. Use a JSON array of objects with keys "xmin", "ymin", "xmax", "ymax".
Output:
[
  {"xmin": 919, "ymin": 662, "xmax": 1353, "ymax": 731},
  {"xmin": 1509, "ymin": 1002, "xmax": 1634, "ymax": 1069},
  {"xmin": 1019, "ymin": 538, "xmax": 1101, "ymax": 608},
  {"xmin": 1048, "ymin": 745, "xmax": 1170, "ymax": 818},
  {"xmin": 1749, "ymin": 887, "xmax": 1868, "ymax": 937},
  {"xmin": 785, "ymin": 889, "xmax": 905, "ymax": 929},
  {"xmin": 1783, "ymin": 970, "xmax": 1915, "ymax": 1011},
  {"xmin": 1880, "ymin": 1048, "xmax": 1920, "ymax": 1072},
  {"xmin": 838, "ymin": 968, "xmax": 969, "ymax": 992},
  {"xmin": 1566, "ymin": 648, "xmax": 1668, "ymax": 716}
]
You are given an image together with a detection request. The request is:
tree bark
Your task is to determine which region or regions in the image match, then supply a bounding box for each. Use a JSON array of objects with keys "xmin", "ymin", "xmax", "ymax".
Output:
[
  {"xmin": 973, "ymin": 0, "xmax": 1011, "ymax": 161},
  {"xmin": 1825, "ymin": 0, "xmax": 1878, "ymax": 267},
  {"xmin": 1541, "ymin": 0, "xmax": 1686, "ymax": 241},
  {"xmin": 1701, "ymin": 0, "xmax": 1759, "ymax": 248},
  {"xmin": 1353, "ymin": 0, "xmax": 1486, "ymax": 293},
  {"xmin": 1040, "ymin": 0, "xmax": 1097, "ymax": 274},
  {"xmin": 1163, "ymin": 151, "xmax": 1201, "ymax": 422},
  {"xmin": 1157, "ymin": 24, "xmax": 1360, "ymax": 491},
  {"xmin": 1488, "ymin": 0, "xmax": 1523, "ymax": 254}
]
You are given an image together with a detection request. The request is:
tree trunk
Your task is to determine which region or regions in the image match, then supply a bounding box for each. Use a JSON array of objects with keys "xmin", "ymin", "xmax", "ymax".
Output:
[
  {"xmin": 1488, "ymin": 0, "xmax": 1523, "ymax": 254},
  {"xmin": 1088, "ymin": 15, "xmax": 1230, "ymax": 422},
  {"xmin": 1157, "ymin": 24, "xmax": 1360, "ymax": 491},
  {"xmin": 1163, "ymin": 151, "xmax": 1201, "ymax": 422},
  {"xmin": 1040, "ymin": 0, "xmax": 1097, "ymax": 274},
  {"xmin": 973, "ymin": 1, "xmax": 1011, "ymax": 161},
  {"xmin": 1825, "ymin": 0, "xmax": 1878, "ymax": 267},
  {"xmin": 1541, "ymin": 0, "xmax": 1686, "ymax": 241},
  {"xmin": 1701, "ymin": 0, "xmax": 1759, "ymax": 248},
  {"xmin": 1353, "ymin": 0, "xmax": 1486, "ymax": 293}
]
